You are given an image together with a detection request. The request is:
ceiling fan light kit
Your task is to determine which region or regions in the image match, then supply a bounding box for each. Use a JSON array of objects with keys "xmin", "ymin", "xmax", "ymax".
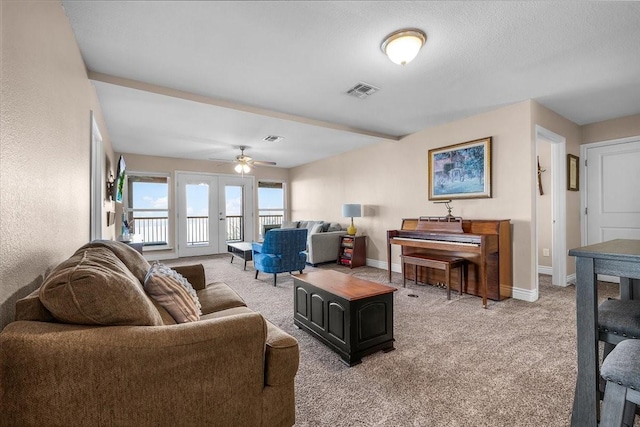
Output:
[
  {"xmin": 230, "ymin": 146, "xmax": 276, "ymax": 174},
  {"xmin": 381, "ymin": 28, "xmax": 426, "ymax": 65}
]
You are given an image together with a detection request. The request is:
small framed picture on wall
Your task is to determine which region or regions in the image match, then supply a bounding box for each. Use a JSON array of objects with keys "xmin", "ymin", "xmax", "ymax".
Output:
[{"xmin": 567, "ymin": 154, "xmax": 579, "ymax": 191}]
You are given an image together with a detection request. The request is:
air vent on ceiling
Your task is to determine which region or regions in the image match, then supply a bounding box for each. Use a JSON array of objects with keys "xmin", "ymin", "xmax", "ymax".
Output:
[
  {"xmin": 346, "ymin": 82, "xmax": 380, "ymax": 99},
  {"xmin": 263, "ymin": 135, "xmax": 284, "ymax": 143}
]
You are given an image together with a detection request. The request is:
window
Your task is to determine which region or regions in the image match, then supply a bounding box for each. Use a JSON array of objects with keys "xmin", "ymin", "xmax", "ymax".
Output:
[
  {"xmin": 258, "ymin": 181, "xmax": 285, "ymax": 238},
  {"xmin": 127, "ymin": 173, "xmax": 170, "ymax": 246}
]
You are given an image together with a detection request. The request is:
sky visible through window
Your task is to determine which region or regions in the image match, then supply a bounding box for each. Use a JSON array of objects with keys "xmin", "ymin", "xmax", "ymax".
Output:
[{"xmin": 132, "ymin": 183, "xmax": 284, "ymax": 217}]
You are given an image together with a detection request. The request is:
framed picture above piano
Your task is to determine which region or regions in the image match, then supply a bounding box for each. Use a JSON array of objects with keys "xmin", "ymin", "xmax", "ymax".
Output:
[{"xmin": 428, "ymin": 137, "xmax": 492, "ymax": 200}]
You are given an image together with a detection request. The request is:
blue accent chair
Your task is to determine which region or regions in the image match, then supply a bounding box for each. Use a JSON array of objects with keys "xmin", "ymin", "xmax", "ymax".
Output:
[{"xmin": 252, "ymin": 228, "xmax": 308, "ymax": 286}]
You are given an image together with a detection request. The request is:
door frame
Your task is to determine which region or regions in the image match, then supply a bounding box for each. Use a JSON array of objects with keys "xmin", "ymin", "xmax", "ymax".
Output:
[
  {"xmin": 89, "ymin": 111, "xmax": 104, "ymax": 241},
  {"xmin": 535, "ymin": 125, "xmax": 568, "ymax": 290},
  {"xmin": 580, "ymin": 135, "xmax": 640, "ymax": 245}
]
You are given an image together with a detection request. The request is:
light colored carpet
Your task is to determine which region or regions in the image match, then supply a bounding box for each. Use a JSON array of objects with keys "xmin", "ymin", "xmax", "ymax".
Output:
[{"xmin": 165, "ymin": 254, "xmax": 622, "ymax": 427}]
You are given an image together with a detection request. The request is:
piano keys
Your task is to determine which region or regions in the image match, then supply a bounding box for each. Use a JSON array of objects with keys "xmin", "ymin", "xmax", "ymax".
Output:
[{"xmin": 387, "ymin": 217, "xmax": 512, "ymax": 308}]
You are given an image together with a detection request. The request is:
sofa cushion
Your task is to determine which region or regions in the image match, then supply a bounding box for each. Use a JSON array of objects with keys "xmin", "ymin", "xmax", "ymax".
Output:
[
  {"xmin": 197, "ymin": 282, "xmax": 247, "ymax": 315},
  {"xmin": 39, "ymin": 247, "xmax": 163, "ymax": 326},
  {"xmin": 144, "ymin": 265, "xmax": 201, "ymax": 323},
  {"xmin": 15, "ymin": 288, "xmax": 55, "ymax": 322},
  {"xmin": 77, "ymin": 240, "xmax": 150, "ymax": 284},
  {"xmin": 280, "ymin": 221, "xmax": 299, "ymax": 229},
  {"xmin": 200, "ymin": 306, "xmax": 254, "ymax": 320}
]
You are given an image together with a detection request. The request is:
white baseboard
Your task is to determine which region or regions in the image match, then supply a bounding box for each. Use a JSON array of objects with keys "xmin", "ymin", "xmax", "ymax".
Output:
[
  {"xmin": 537, "ymin": 265, "xmax": 552, "ymax": 275},
  {"xmin": 366, "ymin": 258, "xmax": 401, "ymax": 273},
  {"xmin": 512, "ymin": 286, "xmax": 539, "ymax": 302}
]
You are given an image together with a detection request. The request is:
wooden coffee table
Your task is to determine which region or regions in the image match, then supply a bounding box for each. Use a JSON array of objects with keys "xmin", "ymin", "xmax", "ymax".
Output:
[{"xmin": 293, "ymin": 270, "xmax": 397, "ymax": 366}]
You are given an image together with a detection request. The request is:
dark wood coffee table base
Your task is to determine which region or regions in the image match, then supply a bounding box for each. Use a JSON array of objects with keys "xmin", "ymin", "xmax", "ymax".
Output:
[
  {"xmin": 293, "ymin": 270, "xmax": 396, "ymax": 366},
  {"xmin": 227, "ymin": 242, "xmax": 253, "ymax": 270}
]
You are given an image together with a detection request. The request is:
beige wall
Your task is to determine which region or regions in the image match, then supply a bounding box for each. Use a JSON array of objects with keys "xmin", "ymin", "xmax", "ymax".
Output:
[
  {"xmin": 581, "ymin": 114, "xmax": 640, "ymax": 144},
  {"xmin": 119, "ymin": 153, "xmax": 289, "ymax": 259},
  {"xmin": 0, "ymin": 1, "xmax": 115, "ymax": 329},
  {"xmin": 291, "ymin": 101, "xmax": 536, "ymax": 294}
]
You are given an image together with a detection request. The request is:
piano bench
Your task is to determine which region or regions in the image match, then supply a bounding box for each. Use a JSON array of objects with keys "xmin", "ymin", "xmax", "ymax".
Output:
[{"xmin": 400, "ymin": 253, "xmax": 467, "ymax": 300}]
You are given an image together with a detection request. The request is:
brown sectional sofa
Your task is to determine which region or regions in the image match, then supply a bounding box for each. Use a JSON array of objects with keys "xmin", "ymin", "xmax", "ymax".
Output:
[{"xmin": 0, "ymin": 240, "xmax": 299, "ymax": 427}]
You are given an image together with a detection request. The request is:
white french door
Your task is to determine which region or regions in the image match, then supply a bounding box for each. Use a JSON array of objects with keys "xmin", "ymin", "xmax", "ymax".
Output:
[{"xmin": 176, "ymin": 172, "xmax": 254, "ymax": 257}]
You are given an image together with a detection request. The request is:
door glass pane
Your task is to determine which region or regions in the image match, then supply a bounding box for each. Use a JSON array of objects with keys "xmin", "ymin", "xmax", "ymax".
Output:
[
  {"xmin": 186, "ymin": 183, "xmax": 209, "ymax": 246},
  {"xmin": 225, "ymin": 185, "xmax": 243, "ymax": 242}
]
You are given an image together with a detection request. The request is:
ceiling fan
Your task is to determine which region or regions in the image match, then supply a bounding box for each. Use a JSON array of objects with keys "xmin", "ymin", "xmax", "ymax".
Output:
[{"xmin": 231, "ymin": 146, "xmax": 276, "ymax": 174}]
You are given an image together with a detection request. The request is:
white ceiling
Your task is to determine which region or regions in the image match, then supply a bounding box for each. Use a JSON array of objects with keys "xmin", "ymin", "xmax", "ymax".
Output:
[{"xmin": 63, "ymin": 1, "xmax": 640, "ymax": 169}]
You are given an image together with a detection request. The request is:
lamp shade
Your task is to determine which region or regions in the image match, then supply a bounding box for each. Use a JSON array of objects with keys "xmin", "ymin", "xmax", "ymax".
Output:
[{"xmin": 342, "ymin": 204, "xmax": 362, "ymax": 218}]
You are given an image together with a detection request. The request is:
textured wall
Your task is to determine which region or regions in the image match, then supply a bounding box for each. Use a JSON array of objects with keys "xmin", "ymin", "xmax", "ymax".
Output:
[{"xmin": 0, "ymin": 1, "xmax": 112, "ymax": 329}]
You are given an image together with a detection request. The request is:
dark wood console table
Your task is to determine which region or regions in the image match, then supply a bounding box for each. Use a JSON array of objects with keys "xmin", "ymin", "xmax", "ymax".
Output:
[{"xmin": 568, "ymin": 239, "xmax": 640, "ymax": 426}]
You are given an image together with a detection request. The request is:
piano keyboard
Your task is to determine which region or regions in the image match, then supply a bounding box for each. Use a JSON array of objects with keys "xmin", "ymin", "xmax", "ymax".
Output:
[{"xmin": 392, "ymin": 237, "xmax": 480, "ymax": 247}]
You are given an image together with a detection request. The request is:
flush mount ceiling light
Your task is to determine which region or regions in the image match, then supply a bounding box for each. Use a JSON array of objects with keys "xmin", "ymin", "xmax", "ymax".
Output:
[{"xmin": 381, "ymin": 28, "xmax": 426, "ymax": 65}]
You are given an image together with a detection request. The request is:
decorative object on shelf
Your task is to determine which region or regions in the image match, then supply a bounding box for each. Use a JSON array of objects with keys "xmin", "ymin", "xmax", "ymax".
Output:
[
  {"xmin": 428, "ymin": 136, "xmax": 492, "ymax": 201},
  {"xmin": 567, "ymin": 154, "xmax": 579, "ymax": 191},
  {"xmin": 342, "ymin": 203, "xmax": 362, "ymax": 236},
  {"xmin": 537, "ymin": 156, "xmax": 546, "ymax": 195},
  {"xmin": 434, "ymin": 200, "xmax": 455, "ymax": 219},
  {"xmin": 381, "ymin": 28, "xmax": 426, "ymax": 65}
]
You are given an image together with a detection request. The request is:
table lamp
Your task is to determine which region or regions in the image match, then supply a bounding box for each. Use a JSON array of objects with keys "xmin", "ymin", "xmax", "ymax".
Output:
[{"xmin": 342, "ymin": 204, "xmax": 362, "ymax": 236}]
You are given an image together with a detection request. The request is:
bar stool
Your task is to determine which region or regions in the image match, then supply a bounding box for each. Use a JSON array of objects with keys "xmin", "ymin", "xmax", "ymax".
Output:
[
  {"xmin": 598, "ymin": 299, "xmax": 640, "ymax": 359},
  {"xmin": 600, "ymin": 338, "xmax": 640, "ymax": 426}
]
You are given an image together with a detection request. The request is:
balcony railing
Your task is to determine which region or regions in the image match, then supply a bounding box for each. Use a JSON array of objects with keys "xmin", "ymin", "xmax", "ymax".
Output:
[{"xmin": 132, "ymin": 214, "xmax": 283, "ymax": 246}]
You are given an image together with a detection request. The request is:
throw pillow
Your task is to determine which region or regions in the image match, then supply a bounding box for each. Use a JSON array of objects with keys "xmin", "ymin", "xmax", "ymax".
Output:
[
  {"xmin": 310, "ymin": 223, "xmax": 324, "ymax": 235},
  {"xmin": 327, "ymin": 222, "xmax": 342, "ymax": 232},
  {"xmin": 39, "ymin": 248, "xmax": 164, "ymax": 326},
  {"xmin": 144, "ymin": 263, "xmax": 202, "ymax": 323},
  {"xmin": 280, "ymin": 221, "xmax": 299, "ymax": 229}
]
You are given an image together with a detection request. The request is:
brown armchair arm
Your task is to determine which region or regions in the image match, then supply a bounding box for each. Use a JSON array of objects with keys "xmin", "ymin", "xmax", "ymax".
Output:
[
  {"xmin": 172, "ymin": 263, "xmax": 206, "ymax": 290},
  {"xmin": 0, "ymin": 313, "xmax": 267, "ymax": 426}
]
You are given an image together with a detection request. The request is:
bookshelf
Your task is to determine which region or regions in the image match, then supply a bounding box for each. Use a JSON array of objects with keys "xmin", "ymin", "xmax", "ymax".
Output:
[{"xmin": 337, "ymin": 235, "xmax": 366, "ymax": 268}]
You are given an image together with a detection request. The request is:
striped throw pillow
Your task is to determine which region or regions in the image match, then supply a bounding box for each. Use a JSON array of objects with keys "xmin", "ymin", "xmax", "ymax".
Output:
[{"xmin": 144, "ymin": 265, "xmax": 201, "ymax": 323}]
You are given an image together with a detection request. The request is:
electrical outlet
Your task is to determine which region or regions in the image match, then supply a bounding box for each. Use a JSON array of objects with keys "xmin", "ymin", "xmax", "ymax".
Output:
[{"xmin": 543, "ymin": 248, "xmax": 550, "ymax": 257}]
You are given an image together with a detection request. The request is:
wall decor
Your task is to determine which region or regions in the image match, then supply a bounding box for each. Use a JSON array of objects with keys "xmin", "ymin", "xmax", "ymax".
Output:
[
  {"xmin": 428, "ymin": 137, "xmax": 492, "ymax": 200},
  {"xmin": 567, "ymin": 154, "xmax": 579, "ymax": 191}
]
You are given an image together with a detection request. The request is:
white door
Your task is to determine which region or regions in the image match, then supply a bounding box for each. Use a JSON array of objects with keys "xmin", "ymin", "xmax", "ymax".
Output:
[
  {"xmin": 176, "ymin": 173, "xmax": 254, "ymax": 257},
  {"xmin": 585, "ymin": 138, "xmax": 640, "ymax": 281},
  {"xmin": 586, "ymin": 138, "xmax": 640, "ymax": 244}
]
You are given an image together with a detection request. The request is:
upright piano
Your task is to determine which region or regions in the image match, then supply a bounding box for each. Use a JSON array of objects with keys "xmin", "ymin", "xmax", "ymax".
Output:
[{"xmin": 387, "ymin": 217, "xmax": 512, "ymax": 308}]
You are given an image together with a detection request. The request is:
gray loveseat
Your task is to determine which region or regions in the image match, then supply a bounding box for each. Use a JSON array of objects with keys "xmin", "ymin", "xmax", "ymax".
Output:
[{"xmin": 276, "ymin": 220, "xmax": 346, "ymax": 266}]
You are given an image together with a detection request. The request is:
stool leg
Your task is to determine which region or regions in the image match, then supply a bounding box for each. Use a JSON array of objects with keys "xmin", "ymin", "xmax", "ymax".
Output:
[
  {"xmin": 402, "ymin": 261, "xmax": 406, "ymax": 288},
  {"xmin": 460, "ymin": 265, "xmax": 465, "ymax": 297},
  {"xmin": 600, "ymin": 381, "xmax": 628, "ymax": 427},
  {"xmin": 414, "ymin": 265, "xmax": 418, "ymax": 286},
  {"xmin": 446, "ymin": 265, "xmax": 451, "ymax": 300}
]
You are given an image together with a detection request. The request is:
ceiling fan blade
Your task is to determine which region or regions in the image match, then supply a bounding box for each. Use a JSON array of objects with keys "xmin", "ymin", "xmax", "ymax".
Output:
[{"xmin": 252, "ymin": 160, "xmax": 277, "ymax": 166}]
